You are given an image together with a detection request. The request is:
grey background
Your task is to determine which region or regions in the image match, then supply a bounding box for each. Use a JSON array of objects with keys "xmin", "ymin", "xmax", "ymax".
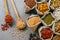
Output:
[{"xmin": 0, "ymin": 0, "xmax": 34, "ymax": 40}]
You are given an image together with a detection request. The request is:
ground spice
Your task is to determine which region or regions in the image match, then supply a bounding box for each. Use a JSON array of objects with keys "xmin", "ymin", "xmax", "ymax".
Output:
[
  {"xmin": 41, "ymin": 28, "xmax": 53, "ymax": 39},
  {"xmin": 37, "ymin": 2, "xmax": 48, "ymax": 13},
  {"xmin": 5, "ymin": 15, "xmax": 13, "ymax": 24},
  {"xmin": 53, "ymin": 35, "xmax": 60, "ymax": 40},
  {"xmin": 24, "ymin": 0, "xmax": 36, "ymax": 8},
  {"xmin": 28, "ymin": 16, "xmax": 41, "ymax": 27},
  {"xmin": 1, "ymin": 23, "xmax": 9, "ymax": 31}
]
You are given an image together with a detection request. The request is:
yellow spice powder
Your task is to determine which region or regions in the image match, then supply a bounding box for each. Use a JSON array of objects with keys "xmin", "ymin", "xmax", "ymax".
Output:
[
  {"xmin": 28, "ymin": 16, "xmax": 40, "ymax": 27},
  {"xmin": 37, "ymin": 2, "xmax": 48, "ymax": 13}
]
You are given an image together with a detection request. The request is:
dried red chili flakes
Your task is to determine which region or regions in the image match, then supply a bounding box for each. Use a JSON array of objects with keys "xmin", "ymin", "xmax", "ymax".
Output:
[
  {"xmin": 5, "ymin": 15, "xmax": 13, "ymax": 24},
  {"xmin": 1, "ymin": 23, "xmax": 9, "ymax": 31},
  {"xmin": 40, "ymin": 28, "xmax": 53, "ymax": 39}
]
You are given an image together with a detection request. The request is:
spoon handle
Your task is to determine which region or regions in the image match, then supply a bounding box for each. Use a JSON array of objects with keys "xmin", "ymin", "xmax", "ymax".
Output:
[
  {"xmin": 11, "ymin": 0, "xmax": 20, "ymax": 19},
  {"xmin": 4, "ymin": 0, "xmax": 9, "ymax": 15}
]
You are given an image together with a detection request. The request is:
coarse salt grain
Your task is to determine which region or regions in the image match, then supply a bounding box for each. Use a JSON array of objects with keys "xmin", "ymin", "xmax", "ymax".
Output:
[{"xmin": 54, "ymin": 10, "xmax": 60, "ymax": 20}]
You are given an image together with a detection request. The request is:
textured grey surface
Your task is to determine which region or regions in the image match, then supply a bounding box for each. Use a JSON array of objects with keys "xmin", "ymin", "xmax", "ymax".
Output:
[{"xmin": 0, "ymin": 0, "xmax": 33, "ymax": 40}]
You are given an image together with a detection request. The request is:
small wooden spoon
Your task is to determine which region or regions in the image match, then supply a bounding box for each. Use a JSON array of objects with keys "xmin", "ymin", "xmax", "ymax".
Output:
[
  {"xmin": 11, "ymin": 0, "xmax": 26, "ymax": 30},
  {"xmin": 4, "ymin": 0, "xmax": 9, "ymax": 15},
  {"xmin": 4, "ymin": 0, "xmax": 13, "ymax": 24}
]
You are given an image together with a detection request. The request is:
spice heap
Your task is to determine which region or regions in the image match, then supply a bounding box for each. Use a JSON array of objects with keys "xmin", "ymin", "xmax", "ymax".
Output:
[
  {"xmin": 53, "ymin": 9, "xmax": 60, "ymax": 20},
  {"xmin": 5, "ymin": 14, "xmax": 13, "ymax": 24},
  {"xmin": 1, "ymin": 23, "xmax": 9, "ymax": 31},
  {"xmin": 40, "ymin": 28, "xmax": 53, "ymax": 39},
  {"xmin": 50, "ymin": 0, "xmax": 60, "ymax": 9},
  {"xmin": 27, "ymin": 15, "xmax": 41, "ymax": 31},
  {"xmin": 42, "ymin": 13, "xmax": 54, "ymax": 25},
  {"xmin": 55, "ymin": 20, "xmax": 60, "ymax": 33},
  {"xmin": 24, "ymin": 0, "xmax": 36, "ymax": 8},
  {"xmin": 28, "ymin": 15, "xmax": 41, "ymax": 27},
  {"xmin": 37, "ymin": 2, "xmax": 48, "ymax": 13},
  {"xmin": 16, "ymin": 19, "xmax": 26, "ymax": 30},
  {"xmin": 53, "ymin": 35, "xmax": 60, "ymax": 40}
]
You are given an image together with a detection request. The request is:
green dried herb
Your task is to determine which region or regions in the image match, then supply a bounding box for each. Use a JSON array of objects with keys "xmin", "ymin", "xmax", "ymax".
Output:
[{"xmin": 42, "ymin": 13, "xmax": 54, "ymax": 25}]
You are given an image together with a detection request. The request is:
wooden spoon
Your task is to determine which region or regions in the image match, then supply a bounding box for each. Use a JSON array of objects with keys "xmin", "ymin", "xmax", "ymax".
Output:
[
  {"xmin": 11, "ymin": 0, "xmax": 26, "ymax": 30},
  {"xmin": 4, "ymin": 0, "xmax": 9, "ymax": 15},
  {"xmin": 4, "ymin": 0, "xmax": 13, "ymax": 24}
]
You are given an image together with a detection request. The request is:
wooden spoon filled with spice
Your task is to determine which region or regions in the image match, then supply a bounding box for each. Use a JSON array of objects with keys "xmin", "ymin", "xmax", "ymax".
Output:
[
  {"xmin": 1, "ymin": 0, "xmax": 13, "ymax": 31},
  {"xmin": 4, "ymin": 0, "xmax": 13, "ymax": 24},
  {"xmin": 11, "ymin": 0, "xmax": 26, "ymax": 30}
]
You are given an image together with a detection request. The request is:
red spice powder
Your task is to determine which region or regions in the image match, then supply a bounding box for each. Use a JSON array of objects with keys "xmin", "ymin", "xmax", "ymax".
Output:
[
  {"xmin": 5, "ymin": 15, "xmax": 13, "ymax": 24},
  {"xmin": 1, "ymin": 23, "xmax": 9, "ymax": 31},
  {"xmin": 41, "ymin": 28, "xmax": 53, "ymax": 39},
  {"xmin": 24, "ymin": 0, "xmax": 36, "ymax": 8}
]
